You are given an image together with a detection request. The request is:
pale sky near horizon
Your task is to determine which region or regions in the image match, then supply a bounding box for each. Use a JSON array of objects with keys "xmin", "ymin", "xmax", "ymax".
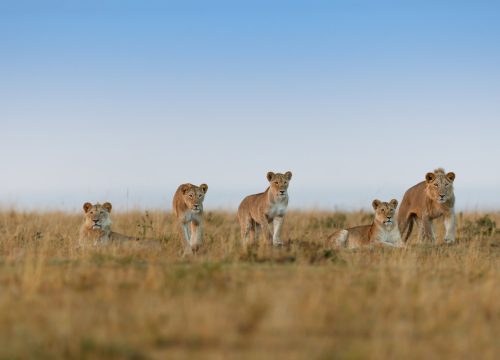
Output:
[{"xmin": 1, "ymin": 1, "xmax": 500, "ymax": 211}]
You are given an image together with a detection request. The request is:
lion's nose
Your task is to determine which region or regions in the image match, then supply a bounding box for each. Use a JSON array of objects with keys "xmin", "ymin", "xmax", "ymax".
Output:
[{"xmin": 280, "ymin": 190, "xmax": 285, "ymax": 195}]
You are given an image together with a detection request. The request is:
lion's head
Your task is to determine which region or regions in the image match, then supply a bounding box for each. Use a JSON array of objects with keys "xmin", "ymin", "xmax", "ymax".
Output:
[
  {"xmin": 82, "ymin": 202, "xmax": 113, "ymax": 231},
  {"xmin": 372, "ymin": 199, "xmax": 398, "ymax": 227},
  {"xmin": 179, "ymin": 184, "xmax": 208, "ymax": 213},
  {"xmin": 267, "ymin": 171, "xmax": 292, "ymax": 199},
  {"xmin": 425, "ymin": 168, "xmax": 456, "ymax": 204}
]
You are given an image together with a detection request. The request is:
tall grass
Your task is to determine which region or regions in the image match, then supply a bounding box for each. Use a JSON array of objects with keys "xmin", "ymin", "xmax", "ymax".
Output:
[{"xmin": 0, "ymin": 210, "xmax": 499, "ymax": 359}]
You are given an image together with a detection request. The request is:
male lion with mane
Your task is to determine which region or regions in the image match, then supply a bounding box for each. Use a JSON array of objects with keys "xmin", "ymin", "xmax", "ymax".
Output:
[
  {"xmin": 328, "ymin": 199, "xmax": 403, "ymax": 248},
  {"xmin": 398, "ymin": 168, "xmax": 456, "ymax": 244},
  {"xmin": 238, "ymin": 171, "xmax": 292, "ymax": 246},
  {"xmin": 79, "ymin": 202, "xmax": 139, "ymax": 246}
]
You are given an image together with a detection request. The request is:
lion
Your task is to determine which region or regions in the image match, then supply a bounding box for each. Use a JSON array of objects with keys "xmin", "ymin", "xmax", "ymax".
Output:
[
  {"xmin": 237, "ymin": 171, "xmax": 292, "ymax": 246},
  {"xmin": 172, "ymin": 183, "xmax": 208, "ymax": 254},
  {"xmin": 328, "ymin": 199, "xmax": 403, "ymax": 248},
  {"xmin": 79, "ymin": 202, "xmax": 139, "ymax": 246},
  {"xmin": 398, "ymin": 168, "xmax": 456, "ymax": 244}
]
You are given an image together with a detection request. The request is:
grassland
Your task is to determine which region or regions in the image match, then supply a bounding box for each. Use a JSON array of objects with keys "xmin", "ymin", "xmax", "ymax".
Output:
[{"xmin": 0, "ymin": 209, "xmax": 499, "ymax": 360}]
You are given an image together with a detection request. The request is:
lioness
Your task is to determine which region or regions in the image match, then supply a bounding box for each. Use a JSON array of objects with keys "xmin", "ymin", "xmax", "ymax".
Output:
[
  {"xmin": 172, "ymin": 183, "xmax": 208, "ymax": 254},
  {"xmin": 238, "ymin": 171, "xmax": 292, "ymax": 246},
  {"xmin": 79, "ymin": 202, "xmax": 139, "ymax": 246},
  {"xmin": 398, "ymin": 168, "xmax": 456, "ymax": 244},
  {"xmin": 328, "ymin": 199, "xmax": 403, "ymax": 248}
]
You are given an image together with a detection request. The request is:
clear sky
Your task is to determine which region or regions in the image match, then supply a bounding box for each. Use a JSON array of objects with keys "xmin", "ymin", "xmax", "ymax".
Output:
[{"xmin": 1, "ymin": 0, "xmax": 499, "ymax": 211}]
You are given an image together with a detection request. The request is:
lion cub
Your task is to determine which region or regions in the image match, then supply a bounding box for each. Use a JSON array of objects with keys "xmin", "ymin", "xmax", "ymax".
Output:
[
  {"xmin": 172, "ymin": 183, "xmax": 208, "ymax": 254},
  {"xmin": 398, "ymin": 168, "xmax": 456, "ymax": 244},
  {"xmin": 238, "ymin": 171, "xmax": 292, "ymax": 246},
  {"xmin": 79, "ymin": 202, "xmax": 139, "ymax": 246},
  {"xmin": 328, "ymin": 199, "xmax": 403, "ymax": 248}
]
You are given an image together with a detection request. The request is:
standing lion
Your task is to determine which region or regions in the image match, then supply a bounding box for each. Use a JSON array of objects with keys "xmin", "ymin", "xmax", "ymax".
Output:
[
  {"xmin": 398, "ymin": 168, "xmax": 456, "ymax": 244},
  {"xmin": 237, "ymin": 171, "xmax": 292, "ymax": 246},
  {"xmin": 172, "ymin": 183, "xmax": 208, "ymax": 254}
]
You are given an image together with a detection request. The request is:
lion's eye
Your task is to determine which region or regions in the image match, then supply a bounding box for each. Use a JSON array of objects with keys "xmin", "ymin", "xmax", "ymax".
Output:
[
  {"xmin": 189, "ymin": 194, "xmax": 193, "ymax": 198},
  {"xmin": 274, "ymin": 182, "xmax": 279, "ymax": 185}
]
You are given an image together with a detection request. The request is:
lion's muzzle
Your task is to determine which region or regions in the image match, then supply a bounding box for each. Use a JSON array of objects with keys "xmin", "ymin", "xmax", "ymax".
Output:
[{"xmin": 92, "ymin": 220, "xmax": 101, "ymax": 229}]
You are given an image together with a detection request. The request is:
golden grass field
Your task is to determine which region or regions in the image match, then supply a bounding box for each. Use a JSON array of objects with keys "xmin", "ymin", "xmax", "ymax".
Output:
[{"xmin": 0, "ymin": 209, "xmax": 499, "ymax": 359}]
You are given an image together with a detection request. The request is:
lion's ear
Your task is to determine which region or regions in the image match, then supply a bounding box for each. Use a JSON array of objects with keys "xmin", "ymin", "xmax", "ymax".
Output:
[
  {"xmin": 446, "ymin": 172, "xmax": 456, "ymax": 182},
  {"xmin": 200, "ymin": 184, "xmax": 208, "ymax": 194},
  {"xmin": 267, "ymin": 172, "xmax": 275, "ymax": 182},
  {"xmin": 285, "ymin": 171, "xmax": 292, "ymax": 180},
  {"xmin": 425, "ymin": 172, "xmax": 436, "ymax": 183},
  {"xmin": 372, "ymin": 199, "xmax": 381, "ymax": 210},
  {"xmin": 390, "ymin": 199, "xmax": 398, "ymax": 208},
  {"xmin": 181, "ymin": 184, "xmax": 191, "ymax": 194},
  {"xmin": 102, "ymin": 202, "xmax": 112, "ymax": 212},
  {"xmin": 83, "ymin": 202, "xmax": 92, "ymax": 213}
]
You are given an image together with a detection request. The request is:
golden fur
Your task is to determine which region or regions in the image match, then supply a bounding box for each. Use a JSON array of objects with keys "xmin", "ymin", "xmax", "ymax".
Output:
[
  {"xmin": 328, "ymin": 199, "xmax": 403, "ymax": 248},
  {"xmin": 398, "ymin": 168, "xmax": 456, "ymax": 243},
  {"xmin": 172, "ymin": 183, "xmax": 208, "ymax": 253},
  {"xmin": 237, "ymin": 171, "xmax": 292, "ymax": 246},
  {"xmin": 79, "ymin": 202, "xmax": 139, "ymax": 246}
]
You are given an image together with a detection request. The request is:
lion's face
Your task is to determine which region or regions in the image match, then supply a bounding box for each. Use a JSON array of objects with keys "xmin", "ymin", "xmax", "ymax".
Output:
[
  {"xmin": 425, "ymin": 169, "xmax": 455, "ymax": 204},
  {"xmin": 372, "ymin": 199, "xmax": 398, "ymax": 227},
  {"xmin": 83, "ymin": 202, "xmax": 112, "ymax": 230},
  {"xmin": 267, "ymin": 171, "xmax": 292, "ymax": 199},
  {"xmin": 181, "ymin": 184, "xmax": 208, "ymax": 213}
]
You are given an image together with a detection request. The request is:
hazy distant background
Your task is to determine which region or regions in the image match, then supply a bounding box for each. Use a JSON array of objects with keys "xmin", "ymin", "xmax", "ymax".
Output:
[{"xmin": 1, "ymin": 0, "xmax": 499, "ymax": 211}]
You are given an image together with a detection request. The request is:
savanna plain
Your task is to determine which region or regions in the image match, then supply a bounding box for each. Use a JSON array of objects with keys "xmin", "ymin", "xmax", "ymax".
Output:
[{"xmin": 0, "ymin": 209, "xmax": 499, "ymax": 360}]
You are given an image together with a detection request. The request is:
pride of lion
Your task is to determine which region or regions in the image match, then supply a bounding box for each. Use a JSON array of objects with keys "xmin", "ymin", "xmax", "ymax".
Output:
[{"xmin": 78, "ymin": 168, "xmax": 456, "ymax": 251}]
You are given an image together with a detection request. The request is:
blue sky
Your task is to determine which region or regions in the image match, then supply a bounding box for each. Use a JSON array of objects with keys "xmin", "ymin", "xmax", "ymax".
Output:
[{"xmin": 1, "ymin": 1, "xmax": 500, "ymax": 211}]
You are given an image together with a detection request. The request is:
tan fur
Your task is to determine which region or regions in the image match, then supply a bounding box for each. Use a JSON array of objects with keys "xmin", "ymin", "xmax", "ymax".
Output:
[
  {"xmin": 172, "ymin": 183, "xmax": 208, "ymax": 254},
  {"xmin": 237, "ymin": 171, "xmax": 292, "ymax": 246},
  {"xmin": 328, "ymin": 199, "xmax": 403, "ymax": 248},
  {"xmin": 79, "ymin": 202, "xmax": 139, "ymax": 246},
  {"xmin": 398, "ymin": 168, "xmax": 456, "ymax": 244}
]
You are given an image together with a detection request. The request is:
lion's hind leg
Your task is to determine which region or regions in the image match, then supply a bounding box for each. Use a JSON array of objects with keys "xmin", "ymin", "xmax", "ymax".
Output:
[
  {"xmin": 400, "ymin": 214, "xmax": 416, "ymax": 243},
  {"xmin": 329, "ymin": 229, "xmax": 349, "ymax": 248}
]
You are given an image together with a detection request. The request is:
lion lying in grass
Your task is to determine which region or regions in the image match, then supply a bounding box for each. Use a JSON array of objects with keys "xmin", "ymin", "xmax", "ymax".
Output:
[
  {"xmin": 79, "ymin": 202, "xmax": 139, "ymax": 246},
  {"xmin": 328, "ymin": 199, "xmax": 403, "ymax": 248}
]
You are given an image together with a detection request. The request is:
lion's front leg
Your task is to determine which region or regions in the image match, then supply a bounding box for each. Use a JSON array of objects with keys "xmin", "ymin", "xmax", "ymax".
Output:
[
  {"xmin": 272, "ymin": 216, "xmax": 285, "ymax": 246},
  {"xmin": 181, "ymin": 222, "xmax": 192, "ymax": 250},
  {"xmin": 419, "ymin": 217, "xmax": 436, "ymax": 243},
  {"xmin": 443, "ymin": 211, "xmax": 456, "ymax": 244},
  {"xmin": 190, "ymin": 219, "xmax": 203, "ymax": 252},
  {"xmin": 260, "ymin": 218, "xmax": 273, "ymax": 245}
]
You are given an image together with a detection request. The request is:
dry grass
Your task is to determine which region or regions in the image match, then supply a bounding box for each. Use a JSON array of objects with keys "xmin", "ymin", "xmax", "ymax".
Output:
[{"xmin": 0, "ymin": 209, "xmax": 500, "ymax": 359}]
